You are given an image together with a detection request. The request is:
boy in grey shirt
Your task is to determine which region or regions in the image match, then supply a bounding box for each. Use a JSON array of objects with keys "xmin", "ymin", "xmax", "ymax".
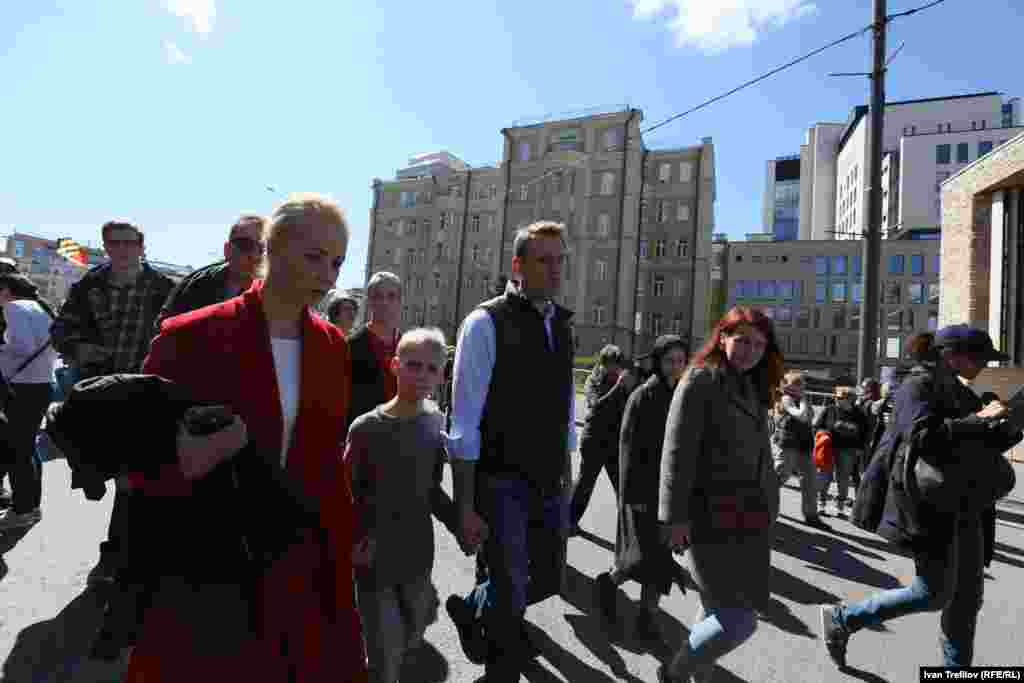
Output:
[{"xmin": 345, "ymin": 327, "xmax": 448, "ymax": 683}]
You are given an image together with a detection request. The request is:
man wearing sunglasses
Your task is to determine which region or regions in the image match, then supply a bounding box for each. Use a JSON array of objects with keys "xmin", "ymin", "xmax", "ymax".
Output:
[{"xmin": 155, "ymin": 215, "xmax": 267, "ymax": 331}]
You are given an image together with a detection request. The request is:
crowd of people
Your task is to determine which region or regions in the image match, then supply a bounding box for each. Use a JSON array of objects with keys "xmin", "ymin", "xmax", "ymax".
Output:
[{"xmin": 0, "ymin": 199, "xmax": 1018, "ymax": 682}]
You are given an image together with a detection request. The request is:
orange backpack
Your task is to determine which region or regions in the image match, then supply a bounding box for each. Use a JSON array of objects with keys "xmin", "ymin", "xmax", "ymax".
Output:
[{"xmin": 813, "ymin": 430, "xmax": 835, "ymax": 472}]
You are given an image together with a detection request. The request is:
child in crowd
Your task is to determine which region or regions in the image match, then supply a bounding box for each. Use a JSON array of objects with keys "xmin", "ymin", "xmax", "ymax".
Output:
[{"xmin": 345, "ymin": 327, "xmax": 449, "ymax": 683}]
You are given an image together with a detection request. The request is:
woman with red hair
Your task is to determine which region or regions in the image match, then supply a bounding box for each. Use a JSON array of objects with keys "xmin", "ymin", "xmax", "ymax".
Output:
[{"xmin": 656, "ymin": 306, "xmax": 784, "ymax": 683}]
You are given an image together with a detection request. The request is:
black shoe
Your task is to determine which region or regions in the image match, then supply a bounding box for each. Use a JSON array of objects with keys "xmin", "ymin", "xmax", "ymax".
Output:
[
  {"xmin": 0, "ymin": 489, "xmax": 12, "ymax": 509},
  {"xmin": 445, "ymin": 595, "xmax": 488, "ymax": 665},
  {"xmin": 658, "ymin": 664, "xmax": 684, "ymax": 683},
  {"xmin": 519, "ymin": 622, "xmax": 541, "ymax": 660},
  {"xmin": 820, "ymin": 604, "xmax": 850, "ymax": 668},
  {"xmin": 635, "ymin": 611, "xmax": 661, "ymax": 643},
  {"xmin": 595, "ymin": 572, "xmax": 617, "ymax": 623},
  {"xmin": 87, "ymin": 554, "xmax": 118, "ymax": 588}
]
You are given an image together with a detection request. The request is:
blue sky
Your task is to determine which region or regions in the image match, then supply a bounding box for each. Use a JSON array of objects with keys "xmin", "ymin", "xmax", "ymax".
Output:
[{"xmin": 2, "ymin": 0, "xmax": 1021, "ymax": 289}]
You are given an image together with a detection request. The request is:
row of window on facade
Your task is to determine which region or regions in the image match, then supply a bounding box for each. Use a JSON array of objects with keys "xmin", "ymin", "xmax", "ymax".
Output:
[
  {"xmin": 625, "ymin": 311, "xmax": 685, "ymax": 336},
  {"xmin": 903, "ymin": 119, "xmax": 998, "ymax": 137},
  {"xmin": 637, "ymin": 239, "xmax": 689, "ymax": 261},
  {"xmin": 935, "ymin": 140, "xmax": 1006, "ymax": 165},
  {"xmin": 777, "ymin": 332, "xmax": 909, "ymax": 361},
  {"xmin": 388, "ymin": 213, "xmax": 497, "ymax": 236},
  {"xmin": 735, "ymin": 279, "xmax": 939, "ymax": 306},
  {"xmin": 640, "ymin": 199, "xmax": 692, "ymax": 224},
  {"xmin": 384, "ymin": 243, "xmax": 496, "ymax": 268},
  {"xmin": 514, "ymin": 127, "xmax": 625, "ymax": 162},
  {"xmin": 743, "ymin": 304, "xmax": 937, "ymax": 334},
  {"xmin": 514, "ymin": 128, "xmax": 700, "ymax": 167},
  {"xmin": 734, "ymin": 252, "xmax": 939, "ymax": 277}
]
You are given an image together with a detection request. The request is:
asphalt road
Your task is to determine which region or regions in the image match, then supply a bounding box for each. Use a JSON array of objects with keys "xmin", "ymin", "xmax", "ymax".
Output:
[{"xmin": 2, "ymin": 412, "xmax": 1023, "ymax": 682}]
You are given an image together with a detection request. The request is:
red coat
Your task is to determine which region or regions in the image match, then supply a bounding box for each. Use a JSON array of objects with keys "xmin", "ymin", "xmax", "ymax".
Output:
[{"xmin": 124, "ymin": 280, "xmax": 367, "ymax": 682}]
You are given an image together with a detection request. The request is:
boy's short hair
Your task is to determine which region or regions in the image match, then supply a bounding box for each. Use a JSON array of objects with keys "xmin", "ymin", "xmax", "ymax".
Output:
[
  {"xmin": 397, "ymin": 327, "xmax": 446, "ymax": 361},
  {"xmin": 367, "ymin": 271, "xmax": 403, "ymax": 296}
]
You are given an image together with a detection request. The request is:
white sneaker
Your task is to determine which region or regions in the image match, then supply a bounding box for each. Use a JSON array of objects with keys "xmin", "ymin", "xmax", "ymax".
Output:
[{"xmin": 0, "ymin": 508, "xmax": 41, "ymax": 529}]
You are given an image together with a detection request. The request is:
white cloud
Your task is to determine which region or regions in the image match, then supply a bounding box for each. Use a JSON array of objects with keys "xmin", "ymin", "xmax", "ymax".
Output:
[
  {"xmin": 164, "ymin": 40, "xmax": 192, "ymax": 65},
  {"xmin": 628, "ymin": 0, "xmax": 817, "ymax": 54},
  {"xmin": 162, "ymin": 0, "xmax": 216, "ymax": 36}
]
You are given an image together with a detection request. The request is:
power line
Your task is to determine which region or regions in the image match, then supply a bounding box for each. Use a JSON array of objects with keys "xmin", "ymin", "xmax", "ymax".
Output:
[
  {"xmin": 888, "ymin": 0, "xmax": 947, "ymax": 20},
  {"xmin": 638, "ymin": 0, "xmax": 951, "ymax": 139},
  {"xmin": 641, "ymin": 25, "xmax": 871, "ymax": 136}
]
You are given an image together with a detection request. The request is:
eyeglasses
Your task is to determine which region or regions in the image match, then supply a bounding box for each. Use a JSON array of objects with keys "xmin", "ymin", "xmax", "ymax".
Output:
[
  {"xmin": 229, "ymin": 237, "xmax": 266, "ymax": 254},
  {"xmin": 104, "ymin": 239, "xmax": 143, "ymax": 248}
]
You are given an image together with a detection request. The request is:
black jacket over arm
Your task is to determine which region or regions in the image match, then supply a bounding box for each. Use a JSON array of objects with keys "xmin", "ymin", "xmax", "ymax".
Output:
[{"xmin": 346, "ymin": 326, "xmax": 390, "ymax": 430}]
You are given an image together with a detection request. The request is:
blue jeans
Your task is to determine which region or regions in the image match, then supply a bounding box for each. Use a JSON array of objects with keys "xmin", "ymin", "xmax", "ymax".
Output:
[
  {"xmin": 475, "ymin": 475, "xmax": 568, "ymax": 682},
  {"xmin": 671, "ymin": 605, "xmax": 758, "ymax": 681},
  {"xmin": 838, "ymin": 514, "xmax": 984, "ymax": 666}
]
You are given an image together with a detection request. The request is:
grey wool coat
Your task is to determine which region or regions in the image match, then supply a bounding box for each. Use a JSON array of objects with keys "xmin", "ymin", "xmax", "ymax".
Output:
[{"xmin": 658, "ymin": 363, "xmax": 779, "ymax": 609}]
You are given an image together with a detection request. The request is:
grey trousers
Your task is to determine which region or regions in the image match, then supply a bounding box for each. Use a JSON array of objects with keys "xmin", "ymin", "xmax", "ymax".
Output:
[
  {"xmin": 772, "ymin": 445, "xmax": 818, "ymax": 520},
  {"xmin": 357, "ymin": 573, "xmax": 434, "ymax": 683}
]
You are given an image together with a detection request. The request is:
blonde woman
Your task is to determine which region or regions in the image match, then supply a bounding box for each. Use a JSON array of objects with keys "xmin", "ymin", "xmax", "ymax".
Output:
[
  {"xmin": 124, "ymin": 194, "xmax": 368, "ymax": 682},
  {"xmin": 771, "ymin": 371, "xmax": 825, "ymax": 528}
]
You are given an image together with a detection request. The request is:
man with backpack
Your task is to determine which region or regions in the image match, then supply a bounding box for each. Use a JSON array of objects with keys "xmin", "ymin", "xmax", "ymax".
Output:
[{"xmin": 813, "ymin": 386, "xmax": 868, "ymax": 518}]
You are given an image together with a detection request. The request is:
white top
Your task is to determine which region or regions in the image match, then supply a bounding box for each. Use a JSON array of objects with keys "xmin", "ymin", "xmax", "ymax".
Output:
[
  {"xmin": 270, "ymin": 337, "xmax": 302, "ymax": 467},
  {"xmin": 0, "ymin": 300, "xmax": 58, "ymax": 384}
]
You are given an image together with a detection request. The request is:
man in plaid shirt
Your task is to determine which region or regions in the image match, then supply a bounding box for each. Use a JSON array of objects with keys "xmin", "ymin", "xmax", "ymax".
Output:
[{"xmin": 50, "ymin": 221, "xmax": 174, "ymax": 652}]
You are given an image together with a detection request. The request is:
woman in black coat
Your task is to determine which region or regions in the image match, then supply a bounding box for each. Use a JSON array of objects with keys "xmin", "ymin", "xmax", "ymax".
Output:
[
  {"xmin": 821, "ymin": 327, "xmax": 1016, "ymax": 669},
  {"xmin": 595, "ymin": 335, "xmax": 688, "ymax": 641},
  {"xmin": 569, "ymin": 345, "xmax": 637, "ymax": 531}
]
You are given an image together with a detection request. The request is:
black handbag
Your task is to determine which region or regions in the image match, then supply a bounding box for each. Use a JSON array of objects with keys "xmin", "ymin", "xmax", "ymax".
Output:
[{"xmin": 906, "ymin": 416, "xmax": 1020, "ymax": 513}]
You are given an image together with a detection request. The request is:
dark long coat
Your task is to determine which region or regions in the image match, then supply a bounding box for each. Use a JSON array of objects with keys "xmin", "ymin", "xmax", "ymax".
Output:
[
  {"xmin": 659, "ymin": 364, "xmax": 779, "ymax": 609},
  {"xmin": 614, "ymin": 374, "xmax": 678, "ymax": 594}
]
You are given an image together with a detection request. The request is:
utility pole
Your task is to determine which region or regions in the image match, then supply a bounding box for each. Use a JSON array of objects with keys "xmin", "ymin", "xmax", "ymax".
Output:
[{"xmin": 857, "ymin": 0, "xmax": 886, "ymax": 382}]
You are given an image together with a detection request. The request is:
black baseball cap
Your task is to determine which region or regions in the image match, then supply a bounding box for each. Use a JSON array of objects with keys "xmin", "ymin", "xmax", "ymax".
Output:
[{"xmin": 935, "ymin": 324, "xmax": 1009, "ymax": 361}]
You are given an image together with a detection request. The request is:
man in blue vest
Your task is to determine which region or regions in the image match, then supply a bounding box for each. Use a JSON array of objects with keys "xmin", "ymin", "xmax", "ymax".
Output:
[{"xmin": 445, "ymin": 221, "xmax": 576, "ymax": 682}]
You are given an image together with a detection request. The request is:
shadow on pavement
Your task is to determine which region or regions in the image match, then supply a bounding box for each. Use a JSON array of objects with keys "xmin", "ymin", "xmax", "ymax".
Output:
[
  {"xmin": 756, "ymin": 597, "xmax": 815, "ymax": 639},
  {"xmin": 521, "ymin": 620, "xmax": 629, "ymax": 683},
  {"xmin": 990, "ymin": 552, "xmax": 1024, "ymax": 570},
  {"xmin": 839, "ymin": 664, "xmax": 893, "ymax": 682},
  {"xmin": 769, "ymin": 566, "xmax": 840, "ymax": 607},
  {"xmin": 773, "ymin": 520, "xmax": 903, "ymax": 591},
  {"xmin": 400, "ymin": 640, "xmax": 449, "ymax": 683},
  {"xmin": 996, "ymin": 506, "xmax": 1024, "ymax": 527},
  {"xmin": 994, "ymin": 540, "xmax": 1023, "ymax": 556},
  {"xmin": 560, "ymin": 564, "xmax": 690, "ymax": 680},
  {"xmin": 3, "ymin": 587, "xmax": 125, "ymax": 683},
  {"xmin": 0, "ymin": 526, "xmax": 33, "ymax": 567},
  {"xmin": 823, "ymin": 525, "xmax": 912, "ymax": 559},
  {"xmin": 575, "ymin": 529, "xmax": 614, "ymax": 553}
]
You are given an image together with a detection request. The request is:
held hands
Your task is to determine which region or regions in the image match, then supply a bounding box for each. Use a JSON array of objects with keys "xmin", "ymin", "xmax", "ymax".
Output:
[
  {"xmin": 176, "ymin": 416, "xmax": 248, "ymax": 480},
  {"xmin": 458, "ymin": 508, "xmax": 489, "ymax": 556},
  {"xmin": 660, "ymin": 522, "xmax": 691, "ymax": 554}
]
